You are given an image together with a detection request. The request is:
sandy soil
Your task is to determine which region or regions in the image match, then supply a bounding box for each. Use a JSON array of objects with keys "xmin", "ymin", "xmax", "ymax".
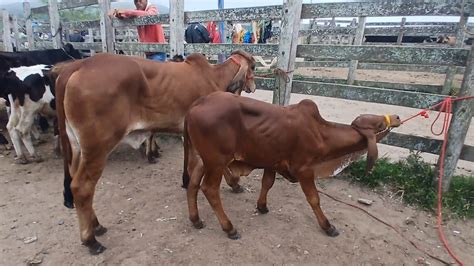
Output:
[{"xmin": 0, "ymin": 70, "xmax": 472, "ymax": 265}]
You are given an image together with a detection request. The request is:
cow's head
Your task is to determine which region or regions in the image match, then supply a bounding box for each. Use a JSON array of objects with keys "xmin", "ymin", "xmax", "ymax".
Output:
[
  {"xmin": 226, "ymin": 50, "xmax": 256, "ymax": 94},
  {"xmin": 351, "ymin": 114, "xmax": 401, "ymax": 174},
  {"xmin": 62, "ymin": 43, "xmax": 83, "ymax": 60}
]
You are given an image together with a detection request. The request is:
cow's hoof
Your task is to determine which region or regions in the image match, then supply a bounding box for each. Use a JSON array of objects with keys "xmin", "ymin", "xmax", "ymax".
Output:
[
  {"xmin": 227, "ymin": 229, "xmax": 240, "ymax": 240},
  {"xmin": 33, "ymin": 156, "xmax": 43, "ymax": 163},
  {"xmin": 231, "ymin": 184, "xmax": 244, "ymax": 193},
  {"xmin": 257, "ymin": 205, "xmax": 269, "ymax": 214},
  {"xmin": 63, "ymin": 200, "xmax": 74, "ymax": 209},
  {"xmin": 325, "ymin": 225, "xmax": 339, "ymax": 237},
  {"xmin": 94, "ymin": 225, "xmax": 108, "ymax": 236},
  {"xmin": 147, "ymin": 157, "xmax": 157, "ymax": 164},
  {"xmin": 193, "ymin": 220, "xmax": 205, "ymax": 229},
  {"xmin": 14, "ymin": 156, "xmax": 28, "ymax": 164},
  {"xmin": 85, "ymin": 240, "xmax": 106, "ymax": 255}
]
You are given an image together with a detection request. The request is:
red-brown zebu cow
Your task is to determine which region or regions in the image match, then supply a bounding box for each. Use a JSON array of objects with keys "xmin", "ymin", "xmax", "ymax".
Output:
[
  {"xmin": 54, "ymin": 51, "xmax": 256, "ymax": 254},
  {"xmin": 183, "ymin": 92, "xmax": 401, "ymax": 239}
]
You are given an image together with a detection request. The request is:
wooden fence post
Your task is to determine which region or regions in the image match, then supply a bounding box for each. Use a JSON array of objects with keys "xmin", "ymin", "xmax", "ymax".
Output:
[
  {"xmin": 88, "ymin": 28, "xmax": 96, "ymax": 56},
  {"xmin": 48, "ymin": 0, "xmax": 61, "ymax": 49},
  {"xmin": 23, "ymin": 1, "xmax": 34, "ymax": 50},
  {"xmin": 396, "ymin": 17, "xmax": 406, "ymax": 45},
  {"xmin": 98, "ymin": 0, "xmax": 114, "ymax": 53},
  {"xmin": 436, "ymin": 44, "xmax": 474, "ymax": 192},
  {"xmin": 347, "ymin": 16, "xmax": 366, "ymax": 85},
  {"xmin": 169, "ymin": 0, "xmax": 184, "ymax": 57},
  {"xmin": 12, "ymin": 15, "xmax": 20, "ymax": 50},
  {"xmin": 272, "ymin": 0, "xmax": 303, "ymax": 106},
  {"xmin": 2, "ymin": 10, "xmax": 13, "ymax": 52},
  {"xmin": 442, "ymin": 14, "xmax": 468, "ymax": 95}
]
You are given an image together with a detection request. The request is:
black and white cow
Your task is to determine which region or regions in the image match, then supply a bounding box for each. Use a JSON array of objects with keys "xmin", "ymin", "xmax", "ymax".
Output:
[{"xmin": 2, "ymin": 64, "xmax": 56, "ymax": 163}]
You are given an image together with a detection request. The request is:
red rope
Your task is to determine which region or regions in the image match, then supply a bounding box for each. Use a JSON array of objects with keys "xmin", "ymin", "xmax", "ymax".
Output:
[
  {"xmin": 401, "ymin": 96, "xmax": 474, "ymax": 265},
  {"xmin": 318, "ymin": 190, "xmax": 451, "ymax": 265}
]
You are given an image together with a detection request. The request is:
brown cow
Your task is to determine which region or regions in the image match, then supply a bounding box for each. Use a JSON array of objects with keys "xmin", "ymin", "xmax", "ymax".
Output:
[
  {"xmin": 183, "ymin": 92, "xmax": 401, "ymax": 239},
  {"xmin": 54, "ymin": 51, "xmax": 256, "ymax": 254}
]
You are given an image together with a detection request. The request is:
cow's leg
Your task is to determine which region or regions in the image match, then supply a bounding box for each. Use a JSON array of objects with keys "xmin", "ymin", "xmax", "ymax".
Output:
[
  {"xmin": 71, "ymin": 155, "xmax": 108, "ymax": 254},
  {"xmin": 201, "ymin": 167, "xmax": 239, "ymax": 240},
  {"xmin": 223, "ymin": 167, "xmax": 243, "ymax": 193},
  {"xmin": 144, "ymin": 134, "xmax": 160, "ymax": 163},
  {"xmin": 256, "ymin": 169, "xmax": 276, "ymax": 214},
  {"xmin": 21, "ymin": 131, "xmax": 43, "ymax": 162},
  {"xmin": 187, "ymin": 150, "xmax": 205, "ymax": 229},
  {"xmin": 6, "ymin": 112, "xmax": 27, "ymax": 164},
  {"xmin": 150, "ymin": 134, "xmax": 160, "ymax": 158},
  {"xmin": 298, "ymin": 172, "xmax": 338, "ymax": 237}
]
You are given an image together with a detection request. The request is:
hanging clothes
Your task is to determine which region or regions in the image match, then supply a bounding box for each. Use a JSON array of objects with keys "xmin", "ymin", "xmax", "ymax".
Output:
[
  {"xmin": 207, "ymin": 22, "xmax": 221, "ymax": 43},
  {"xmin": 258, "ymin": 20, "xmax": 273, "ymax": 43}
]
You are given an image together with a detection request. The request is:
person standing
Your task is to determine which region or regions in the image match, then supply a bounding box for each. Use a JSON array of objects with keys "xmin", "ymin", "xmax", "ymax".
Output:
[{"xmin": 110, "ymin": 0, "xmax": 166, "ymax": 61}]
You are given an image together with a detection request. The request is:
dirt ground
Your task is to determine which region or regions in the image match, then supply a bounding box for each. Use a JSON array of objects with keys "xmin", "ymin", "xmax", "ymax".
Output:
[{"xmin": 0, "ymin": 69, "xmax": 473, "ymax": 265}]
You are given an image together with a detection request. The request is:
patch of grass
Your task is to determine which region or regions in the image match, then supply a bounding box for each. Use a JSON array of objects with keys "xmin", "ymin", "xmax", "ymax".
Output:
[{"xmin": 345, "ymin": 152, "xmax": 474, "ymax": 219}]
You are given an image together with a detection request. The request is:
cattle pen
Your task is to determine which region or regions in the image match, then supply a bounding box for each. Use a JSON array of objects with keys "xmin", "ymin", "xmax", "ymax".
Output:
[
  {"xmin": 0, "ymin": 0, "xmax": 474, "ymax": 264},
  {"xmin": 2, "ymin": 0, "xmax": 472, "ymax": 189}
]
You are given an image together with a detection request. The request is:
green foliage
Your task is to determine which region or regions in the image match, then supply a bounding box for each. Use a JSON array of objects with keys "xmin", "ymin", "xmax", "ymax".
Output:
[{"xmin": 346, "ymin": 151, "xmax": 474, "ymax": 219}]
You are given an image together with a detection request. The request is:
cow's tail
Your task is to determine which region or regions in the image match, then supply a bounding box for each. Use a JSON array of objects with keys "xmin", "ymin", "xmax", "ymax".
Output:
[
  {"xmin": 182, "ymin": 116, "xmax": 191, "ymax": 189},
  {"xmin": 53, "ymin": 61, "xmax": 81, "ymax": 209}
]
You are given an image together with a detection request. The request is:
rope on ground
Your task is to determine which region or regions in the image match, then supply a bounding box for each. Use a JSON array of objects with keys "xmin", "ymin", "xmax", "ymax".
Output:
[{"xmin": 318, "ymin": 190, "xmax": 452, "ymax": 265}]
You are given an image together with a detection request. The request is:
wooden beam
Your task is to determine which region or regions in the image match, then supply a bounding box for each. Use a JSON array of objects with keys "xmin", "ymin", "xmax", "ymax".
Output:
[
  {"xmin": 30, "ymin": 6, "xmax": 49, "ymax": 15},
  {"xmin": 35, "ymin": 41, "xmax": 54, "ymax": 49},
  {"xmin": 2, "ymin": 10, "xmax": 13, "ymax": 52},
  {"xmin": 23, "ymin": 2, "xmax": 35, "ymax": 50},
  {"xmin": 273, "ymin": 0, "xmax": 303, "ymax": 106},
  {"xmin": 114, "ymin": 42, "xmax": 169, "ymax": 52},
  {"xmin": 365, "ymin": 25, "xmax": 456, "ymax": 36},
  {"xmin": 98, "ymin": 0, "xmax": 114, "ymax": 53},
  {"xmin": 296, "ymin": 45, "xmax": 469, "ymax": 66},
  {"xmin": 347, "ymin": 16, "xmax": 366, "ymax": 85},
  {"xmin": 48, "ymin": 0, "xmax": 61, "ymax": 49},
  {"xmin": 112, "ymin": 14, "xmax": 170, "ymax": 27},
  {"xmin": 301, "ymin": 1, "xmax": 473, "ymax": 18},
  {"xmin": 436, "ymin": 45, "xmax": 474, "ymax": 191},
  {"xmin": 87, "ymin": 28, "xmax": 96, "ymax": 55},
  {"xmin": 184, "ymin": 43, "xmax": 278, "ymax": 56},
  {"xmin": 169, "ymin": 0, "xmax": 184, "ymax": 57},
  {"xmin": 381, "ymin": 132, "xmax": 474, "ymax": 162},
  {"xmin": 67, "ymin": 41, "xmax": 102, "ymax": 51},
  {"xmin": 255, "ymin": 78, "xmax": 446, "ymax": 109},
  {"xmin": 185, "ymin": 5, "xmax": 282, "ymax": 23},
  {"xmin": 64, "ymin": 20, "xmax": 101, "ymax": 29}
]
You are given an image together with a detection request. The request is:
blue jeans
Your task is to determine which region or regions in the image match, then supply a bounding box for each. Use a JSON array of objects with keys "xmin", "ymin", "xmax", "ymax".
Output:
[{"xmin": 146, "ymin": 52, "xmax": 166, "ymax": 62}]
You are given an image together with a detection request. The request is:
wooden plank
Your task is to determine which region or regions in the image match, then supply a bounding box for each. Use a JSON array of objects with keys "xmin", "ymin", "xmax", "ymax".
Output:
[
  {"xmin": 48, "ymin": 0, "xmax": 61, "ymax": 49},
  {"xmin": 347, "ymin": 16, "xmax": 366, "ymax": 85},
  {"xmin": 293, "ymin": 76, "xmax": 444, "ymax": 94},
  {"xmin": 67, "ymin": 41, "xmax": 102, "ymax": 51},
  {"xmin": 112, "ymin": 14, "xmax": 170, "ymax": 27},
  {"xmin": 23, "ymin": 2, "xmax": 35, "ymax": 50},
  {"xmin": 381, "ymin": 132, "xmax": 474, "ymax": 162},
  {"xmin": 299, "ymin": 27, "xmax": 356, "ymax": 36},
  {"xmin": 169, "ymin": 0, "xmax": 184, "ymax": 57},
  {"xmin": 31, "ymin": 6, "xmax": 49, "ymax": 15},
  {"xmin": 114, "ymin": 42, "xmax": 169, "ymax": 52},
  {"xmin": 255, "ymin": 78, "xmax": 447, "ymax": 110},
  {"xmin": 185, "ymin": 5, "xmax": 282, "ymax": 23},
  {"xmin": 301, "ymin": 1, "xmax": 473, "ymax": 18},
  {"xmin": 365, "ymin": 25, "xmax": 457, "ymax": 36},
  {"xmin": 296, "ymin": 45, "xmax": 469, "ymax": 66},
  {"xmin": 184, "ymin": 43, "xmax": 278, "ymax": 56},
  {"xmin": 295, "ymin": 61, "xmax": 465, "ymax": 74},
  {"xmin": 12, "ymin": 15, "xmax": 20, "ymax": 50},
  {"xmin": 98, "ymin": 0, "xmax": 114, "ymax": 53},
  {"xmin": 59, "ymin": 0, "xmax": 98, "ymax": 10},
  {"xmin": 437, "ymin": 45, "xmax": 474, "ymax": 190},
  {"xmin": 87, "ymin": 28, "xmax": 96, "ymax": 56},
  {"xmin": 64, "ymin": 20, "xmax": 100, "ymax": 29},
  {"xmin": 273, "ymin": 0, "xmax": 303, "ymax": 106},
  {"xmin": 2, "ymin": 10, "xmax": 12, "ymax": 52},
  {"xmin": 35, "ymin": 41, "xmax": 54, "ymax": 49}
]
